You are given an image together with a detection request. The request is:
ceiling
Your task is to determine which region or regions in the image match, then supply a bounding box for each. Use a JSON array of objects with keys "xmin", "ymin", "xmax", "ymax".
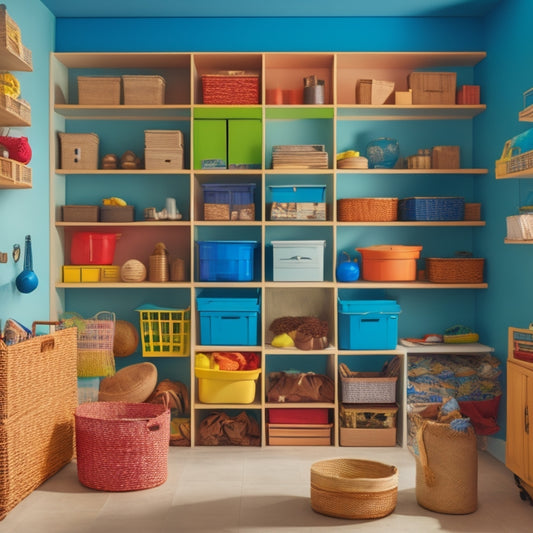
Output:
[{"xmin": 40, "ymin": 0, "xmax": 501, "ymax": 18}]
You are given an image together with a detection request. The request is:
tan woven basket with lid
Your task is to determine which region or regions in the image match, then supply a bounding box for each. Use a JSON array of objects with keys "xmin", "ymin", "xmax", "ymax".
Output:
[
  {"xmin": 311, "ymin": 458, "xmax": 398, "ymax": 519},
  {"xmin": 338, "ymin": 198, "xmax": 398, "ymax": 222}
]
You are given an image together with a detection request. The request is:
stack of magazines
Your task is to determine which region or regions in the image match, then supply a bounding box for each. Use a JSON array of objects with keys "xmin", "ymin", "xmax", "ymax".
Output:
[{"xmin": 272, "ymin": 145, "xmax": 328, "ymax": 169}]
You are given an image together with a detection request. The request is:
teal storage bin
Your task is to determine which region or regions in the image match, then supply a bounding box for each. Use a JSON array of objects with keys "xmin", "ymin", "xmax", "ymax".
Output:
[
  {"xmin": 338, "ymin": 299, "xmax": 401, "ymax": 350},
  {"xmin": 196, "ymin": 289, "xmax": 260, "ymax": 345},
  {"xmin": 269, "ymin": 184, "xmax": 326, "ymax": 203}
]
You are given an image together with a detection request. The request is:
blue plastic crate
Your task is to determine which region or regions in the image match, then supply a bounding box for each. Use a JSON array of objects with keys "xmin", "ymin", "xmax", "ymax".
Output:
[
  {"xmin": 202, "ymin": 183, "xmax": 256, "ymax": 221},
  {"xmin": 197, "ymin": 289, "xmax": 260, "ymax": 345},
  {"xmin": 398, "ymin": 197, "xmax": 464, "ymax": 221},
  {"xmin": 197, "ymin": 240, "xmax": 258, "ymax": 281},
  {"xmin": 269, "ymin": 184, "xmax": 326, "ymax": 203},
  {"xmin": 338, "ymin": 299, "xmax": 401, "ymax": 350}
]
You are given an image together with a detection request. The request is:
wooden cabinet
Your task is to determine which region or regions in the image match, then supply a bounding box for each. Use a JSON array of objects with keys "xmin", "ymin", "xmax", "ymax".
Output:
[
  {"xmin": 506, "ymin": 327, "xmax": 533, "ymax": 493},
  {"xmin": 0, "ymin": 4, "xmax": 32, "ymax": 190},
  {"xmin": 50, "ymin": 50, "xmax": 486, "ymax": 447}
]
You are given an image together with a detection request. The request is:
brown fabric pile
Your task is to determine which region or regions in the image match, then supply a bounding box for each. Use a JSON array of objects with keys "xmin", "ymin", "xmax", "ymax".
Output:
[
  {"xmin": 269, "ymin": 316, "xmax": 329, "ymax": 350},
  {"xmin": 198, "ymin": 411, "xmax": 260, "ymax": 446},
  {"xmin": 267, "ymin": 371, "xmax": 334, "ymax": 403}
]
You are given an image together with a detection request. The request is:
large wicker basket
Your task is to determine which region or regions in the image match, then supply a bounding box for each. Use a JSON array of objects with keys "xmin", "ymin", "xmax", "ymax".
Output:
[
  {"xmin": 337, "ymin": 198, "xmax": 398, "ymax": 222},
  {"xmin": 75, "ymin": 400, "xmax": 171, "ymax": 491},
  {"xmin": 426, "ymin": 257, "xmax": 484, "ymax": 283},
  {"xmin": 311, "ymin": 458, "xmax": 398, "ymax": 519},
  {"xmin": 0, "ymin": 325, "xmax": 78, "ymax": 520}
]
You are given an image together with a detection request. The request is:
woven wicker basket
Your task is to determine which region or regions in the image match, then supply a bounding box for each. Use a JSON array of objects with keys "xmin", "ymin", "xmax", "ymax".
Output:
[
  {"xmin": 75, "ymin": 400, "xmax": 170, "ymax": 491},
  {"xmin": 202, "ymin": 73, "xmax": 260, "ymax": 104},
  {"xmin": 0, "ymin": 93, "xmax": 30, "ymax": 124},
  {"xmin": 0, "ymin": 5, "xmax": 32, "ymax": 68},
  {"xmin": 78, "ymin": 76, "xmax": 121, "ymax": 105},
  {"xmin": 338, "ymin": 198, "xmax": 398, "ymax": 222},
  {"xmin": 0, "ymin": 326, "xmax": 77, "ymax": 519},
  {"xmin": 426, "ymin": 257, "xmax": 484, "ymax": 283},
  {"xmin": 311, "ymin": 458, "xmax": 398, "ymax": 519},
  {"xmin": 0, "ymin": 156, "xmax": 31, "ymax": 187},
  {"xmin": 123, "ymin": 75, "xmax": 165, "ymax": 105}
]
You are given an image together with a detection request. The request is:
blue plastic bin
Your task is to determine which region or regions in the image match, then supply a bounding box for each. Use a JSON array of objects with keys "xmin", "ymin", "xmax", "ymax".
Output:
[
  {"xmin": 338, "ymin": 299, "xmax": 401, "ymax": 350},
  {"xmin": 197, "ymin": 240, "xmax": 258, "ymax": 281},
  {"xmin": 202, "ymin": 183, "xmax": 256, "ymax": 221},
  {"xmin": 196, "ymin": 289, "xmax": 260, "ymax": 345},
  {"xmin": 269, "ymin": 184, "xmax": 326, "ymax": 203}
]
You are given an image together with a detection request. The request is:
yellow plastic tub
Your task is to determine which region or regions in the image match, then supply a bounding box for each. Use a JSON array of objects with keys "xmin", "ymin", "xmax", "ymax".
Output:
[{"xmin": 195, "ymin": 367, "xmax": 261, "ymax": 404}]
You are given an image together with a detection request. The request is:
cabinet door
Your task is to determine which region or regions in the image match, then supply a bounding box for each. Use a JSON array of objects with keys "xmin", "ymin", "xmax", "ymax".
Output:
[
  {"xmin": 228, "ymin": 119, "xmax": 262, "ymax": 169},
  {"xmin": 506, "ymin": 362, "xmax": 531, "ymax": 481},
  {"xmin": 193, "ymin": 119, "xmax": 227, "ymax": 169}
]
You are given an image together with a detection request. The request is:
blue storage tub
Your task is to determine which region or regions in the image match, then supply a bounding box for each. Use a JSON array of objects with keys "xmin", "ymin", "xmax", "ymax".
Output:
[
  {"xmin": 196, "ymin": 289, "xmax": 260, "ymax": 345},
  {"xmin": 197, "ymin": 240, "xmax": 258, "ymax": 281},
  {"xmin": 269, "ymin": 184, "xmax": 326, "ymax": 203},
  {"xmin": 202, "ymin": 183, "xmax": 256, "ymax": 221},
  {"xmin": 398, "ymin": 197, "xmax": 464, "ymax": 221},
  {"xmin": 338, "ymin": 299, "xmax": 401, "ymax": 350}
]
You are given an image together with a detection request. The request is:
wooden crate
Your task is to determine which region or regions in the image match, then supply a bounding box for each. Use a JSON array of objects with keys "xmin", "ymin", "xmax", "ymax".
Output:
[
  {"xmin": 339, "ymin": 427, "xmax": 397, "ymax": 447},
  {"xmin": 59, "ymin": 133, "xmax": 99, "ymax": 170},
  {"xmin": 62, "ymin": 205, "xmax": 99, "ymax": 222},
  {"xmin": 144, "ymin": 148, "xmax": 183, "ymax": 170},
  {"xmin": 356, "ymin": 79, "xmax": 395, "ymax": 104},
  {"xmin": 409, "ymin": 72, "xmax": 457, "ymax": 105},
  {"xmin": 432, "ymin": 145, "xmax": 460, "ymax": 169},
  {"xmin": 267, "ymin": 423, "xmax": 332, "ymax": 446},
  {"xmin": 0, "ymin": 93, "xmax": 31, "ymax": 125}
]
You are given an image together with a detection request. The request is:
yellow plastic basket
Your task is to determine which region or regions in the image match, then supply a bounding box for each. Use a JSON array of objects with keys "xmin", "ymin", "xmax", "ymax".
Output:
[{"xmin": 136, "ymin": 305, "xmax": 190, "ymax": 357}]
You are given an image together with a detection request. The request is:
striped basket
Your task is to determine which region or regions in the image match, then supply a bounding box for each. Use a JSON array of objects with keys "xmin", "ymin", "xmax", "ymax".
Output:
[
  {"xmin": 338, "ymin": 197, "xmax": 398, "ymax": 222},
  {"xmin": 202, "ymin": 73, "xmax": 260, "ymax": 104}
]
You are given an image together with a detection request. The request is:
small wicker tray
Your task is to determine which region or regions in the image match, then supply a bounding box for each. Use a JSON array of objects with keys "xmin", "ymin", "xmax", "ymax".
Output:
[
  {"xmin": 426, "ymin": 257, "xmax": 484, "ymax": 283},
  {"xmin": 338, "ymin": 197, "xmax": 398, "ymax": 222},
  {"xmin": 0, "ymin": 93, "xmax": 30, "ymax": 125}
]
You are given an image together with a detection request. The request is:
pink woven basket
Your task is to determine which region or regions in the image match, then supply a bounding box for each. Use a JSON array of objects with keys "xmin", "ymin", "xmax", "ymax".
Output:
[{"xmin": 75, "ymin": 400, "xmax": 170, "ymax": 491}]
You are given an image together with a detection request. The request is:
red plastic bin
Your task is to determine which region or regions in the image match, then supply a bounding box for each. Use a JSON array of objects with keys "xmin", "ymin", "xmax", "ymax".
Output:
[{"xmin": 70, "ymin": 232, "xmax": 118, "ymax": 265}]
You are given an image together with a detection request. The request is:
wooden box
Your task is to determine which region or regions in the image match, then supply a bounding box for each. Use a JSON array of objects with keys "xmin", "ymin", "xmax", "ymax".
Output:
[
  {"xmin": 123, "ymin": 75, "xmax": 165, "ymax": 105},
  {"xmin": 395, "ymin": 89, "xmax": 413, "ymax": 105},
  {"xmin": 356, "ymin": 79, "xmax": 395, "ymax": 104},
  {"xmin": 267, "ymin": 423, "xmax": 333, "ymax": 446},
  {"xmin": 100, "ymin": 205, "xmax": 134, "ymax": 222},
  {"xmin": 144, "ymin": 148, "xmax": 184, "ymax": 170},
  {"xmin": 78, "ymin": 76, "xmax": 121, "ymax": 105},
  {"xmin": 62, "ymin": 205, "xmax": 99, "ymax": 222},
  {"xmin": 432, "ymin": 145, "xmax": 460, "ymax": 169},
  {"xmin": 408, "ymin": 72, "xmax": 457, "ymax": 105},
  {"xmin": 339, "ymin": 404, "xmax": 398, "ymax": 429},
  {"xmin": 464, "ymin": 202, "xmax": 481, "ymax": 221},
  {"xmin": 59, "ymin": 133, "xmax": 99, "ymax": 170},
  {"xmin": 339, "ymin": 427, "xmax": 397, "ymax": 447}
]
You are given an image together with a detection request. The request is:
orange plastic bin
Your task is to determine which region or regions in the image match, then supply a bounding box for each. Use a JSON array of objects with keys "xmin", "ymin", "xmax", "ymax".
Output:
[{"xmin": 357, "ymin": 245, "xmax": 422, "ymax": 281}]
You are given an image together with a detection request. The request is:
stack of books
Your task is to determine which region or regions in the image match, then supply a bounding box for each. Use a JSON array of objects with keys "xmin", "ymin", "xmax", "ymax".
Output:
[{"xmin": 272, "ymin": 145, "xmax": 328, "ymax": 169}]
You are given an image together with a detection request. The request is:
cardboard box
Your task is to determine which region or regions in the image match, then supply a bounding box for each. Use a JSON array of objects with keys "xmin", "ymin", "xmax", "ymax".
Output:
[
  {"xmin": 408, "ymin": 72, "xmax": 457, "ymax": 105},
  {"xmin": 395, "ymin": 89, "xmax": 412, "ymax": 105},
  {"xmin": 356, "ymin": 79, "xmax": 395, "ymax": 104},
  {"xmin": 59, "ymin": 133, "xmax": 99, "ymax": 170},
  {"xmin": 267, "ymin": 423, "xmax": 333, "ymax": 446},
  {"xmin": 431, "ymin": 145, "xmax": 460, "ymax": 169},
  {"xmin": 339, "ymin": 427, "xmax": 397, "ymax": 447}
]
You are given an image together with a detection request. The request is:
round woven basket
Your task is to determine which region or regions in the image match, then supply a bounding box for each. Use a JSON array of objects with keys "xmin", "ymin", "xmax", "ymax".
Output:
[
  {"xmin": 310, "ymin": 458, "xmax": 398, "ymax": 519},
  {"xmin": 338, "ymin": 198, "xmax": 398, "ymax": 222},
  {"xmin": 75, "ymin": 400, "xmax": 170, "ymax": 492}
]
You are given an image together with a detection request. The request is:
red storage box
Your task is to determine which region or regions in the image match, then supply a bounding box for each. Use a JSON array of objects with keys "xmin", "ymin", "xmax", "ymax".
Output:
[
  {"xmin": 268, "ymin": 408, "xmax": 329, "ymax": 425},
  {"xmin": 70, "ymin": 232, "xmax": 118, "ymax": 265}
]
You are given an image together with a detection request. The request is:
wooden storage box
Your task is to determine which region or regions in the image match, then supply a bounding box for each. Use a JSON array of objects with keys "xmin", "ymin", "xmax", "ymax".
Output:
[
  {"xmin": 59, "ymin": 132, "xmax": 99, "ymax": 170},
  {"xmin": 464, "ymin": 202, "xmax": 481, "ymax": 221},
  {"xmin": 267, "ymin": 423, "xmax": 333, "ymax": 446},
  {"xmin": 356, "ymin": 79, "xmax": 395, "ymax": 104},
  {"xmin": 62, "ymin": 205, "xmax": 99, "ymax": 222},
  {"xmin": 100, "ymin": 205, "xmax": 134, "ymax": 222},
  {"xmin": 268, "ymin": 408, "xmax": 330, "ymax": 425},
  {"xmin": 202, "ymin": 72, "xmax": 260, "ymax": 104},
  {"xmin": 431, "ymin": 145, "xmax": 460, "ymax": 169},
  {"xmin": 339, "ymin": 427, "xmax": 397, "ymax": 447},
  {"xmin": 144, "ymin": 129, "xmax": 183, "ymax": 149},
  {"xmin": 123, "ymin": 75, "xmax": 165, "ymax": 105},
  {"xmin": 144, "ymin": 148, "xmax": 184, "ymax": 170},
  {"xmin": 408, "ymin": 72, "xmax": 457, "ymax": 105},
  {"xmin": 77, "ymin": 76, "xmax": 121, "ymax": 105}
]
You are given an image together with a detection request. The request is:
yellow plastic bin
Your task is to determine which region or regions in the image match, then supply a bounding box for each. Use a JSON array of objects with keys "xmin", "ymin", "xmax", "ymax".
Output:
[{"xmin": 195, "ymin": 367, "xmax": 261, "ymax": 404}]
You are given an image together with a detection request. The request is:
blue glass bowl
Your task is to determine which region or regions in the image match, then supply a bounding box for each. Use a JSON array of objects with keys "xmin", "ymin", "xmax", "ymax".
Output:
[{"xmin": 366, "ymin": 138, "xmax": 400, "ymax": 169}]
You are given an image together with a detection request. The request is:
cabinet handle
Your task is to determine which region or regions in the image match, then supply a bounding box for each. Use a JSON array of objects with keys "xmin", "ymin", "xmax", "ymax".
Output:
[{"xmin": 526, "ymin": 405, "xmax": 530, "ymax": 435}]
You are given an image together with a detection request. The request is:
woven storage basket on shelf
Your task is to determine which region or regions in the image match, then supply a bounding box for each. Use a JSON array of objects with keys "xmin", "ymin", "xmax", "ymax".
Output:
[
  {"xmin": 0, "ymin": 156, "xmax": 31, "ymax": 187},
  {"xmin": 398, "ymin": 197, "xmax": 464, "ymax": 221},
  {"xmin": 0, "ymin": 93, "xmax": 31, "ymax": 124},
  {"xmin": 0, "ymin": 4, "xmax": 32, "ymax": 67},
  {"xmin": 337, "ymin": 198, "xmax": 398, "ymax": 222},
  {"xmin": 311, "ymin": 458, "xmax": 398, "ymax": 519},
  {"xmin": 415, "ymin": 418, "xmax": 478, "ymax": 514},
  {"xmin": 202, "ymin": 72, "xmax": 260, "ymax": 104},
  {"xmin": 0, "ymin": 325, "xmax": 77, "ymax": 520},
  {"xmin": 339, "ymin": 365, "xmax": 397, "ymax": 404},
  {"xmin": 123, "ymin": 75, "xmax": 166, "ymax": 105},
  {"xmin": 77, "ymin": 76, "xmax": 121, "ymax": 105},
  {"xmin": 425, "ymin": 258, "xmax": 484, "ymax": 283},
  {"xmin": 75, "ymin": 400, "xmax": 170, "ymax": 491}
]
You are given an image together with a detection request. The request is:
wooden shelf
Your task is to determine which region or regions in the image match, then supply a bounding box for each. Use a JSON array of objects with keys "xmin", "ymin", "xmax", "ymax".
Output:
[
  {"xmin": 0, "ymin": 45, "xmax": 32, "ymax": 72},
  {"xmin": 505, "ymin": 238, "xmax": 533, "ymax": 244},
  {"xmin": 337, "ymin": 221, "xmax": 485, "ymax": 227},
  {"xmin": 336, "ymin": 104, "xmax": 486, "ymax": 120},
  {"xmin": 336, "ymin": 281, "xmax": 487, "ymax": 289},
  {"xmin": 56, "ymin": 281, "xmax": 194, "ymax": 289},
  {"xmin": 54, "ymin": 104, "xmax": 191, "ymax": 120},
  {"xmin": 336, "ymin": 168, "xmax": 487, "ymax": 175},
  {"xmin": 56, "ymin": 169, "xmax": 191, "ymax": 175},
  {"xmin": 0, "ymin": 175, "xmax": 31, "ymax": 189},
  {"xmin": 56, "ymin": 221, "xmax": 190, "ymax": 227}
]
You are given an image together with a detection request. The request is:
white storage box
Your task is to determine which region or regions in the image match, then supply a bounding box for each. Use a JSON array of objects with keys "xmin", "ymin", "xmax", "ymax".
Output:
[{"xmin": 272, "ymin": 240, "xmax": 325, "ymax": 281}]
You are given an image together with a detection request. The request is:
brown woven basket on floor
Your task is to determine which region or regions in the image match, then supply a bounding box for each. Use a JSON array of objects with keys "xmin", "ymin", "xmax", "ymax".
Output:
[
  {"xmin": 415, "ymin": 419, "xmax": 478, "ymax": 514},
  {"xmin": 310, "ymin": 458, "xmax": 398, "ymax": 519},
  {"xmin": 0, "ymin": 325, "xmax": 78, "ymax": 520},
  {"xmin": 425, "ymin": 257, "xmax": 484, "ymax": 283},
  {"xmin": 75, "ymin": 400, "xmax": 170, "ymax": 492},
  {"xmin": 338, "ymin": 198, "xmax": 398, "ymax": 222}
]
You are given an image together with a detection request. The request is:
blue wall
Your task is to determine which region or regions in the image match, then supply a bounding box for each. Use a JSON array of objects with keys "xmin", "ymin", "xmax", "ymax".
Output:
[{"xmin": 0, "ymin": 1, "xmax": 54, "ymax": 330}]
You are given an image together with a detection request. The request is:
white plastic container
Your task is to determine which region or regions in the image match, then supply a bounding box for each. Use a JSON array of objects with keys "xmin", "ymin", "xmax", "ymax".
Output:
[{"xmin": 272, "ymin": 240, "xmax": 325, "ymax": 281}]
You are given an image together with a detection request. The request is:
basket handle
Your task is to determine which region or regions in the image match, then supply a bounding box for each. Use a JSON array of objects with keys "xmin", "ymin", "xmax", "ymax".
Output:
[
  {"xmin": 32, "ymin": 321, "xmax": 60, "ymax": 336},
  {"xmin": 416, "ymin": 420, "xmax": 436, "ymax": 486},
  {"xmin": 146, "ymin": 391, "xmax": 172, "ymax": 432}
]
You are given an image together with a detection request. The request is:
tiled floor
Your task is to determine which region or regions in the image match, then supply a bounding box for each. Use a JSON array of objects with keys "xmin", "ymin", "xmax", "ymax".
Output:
[{"xmin": 1, "ymin": 446, "xmax": 531, "ymax": 532}]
